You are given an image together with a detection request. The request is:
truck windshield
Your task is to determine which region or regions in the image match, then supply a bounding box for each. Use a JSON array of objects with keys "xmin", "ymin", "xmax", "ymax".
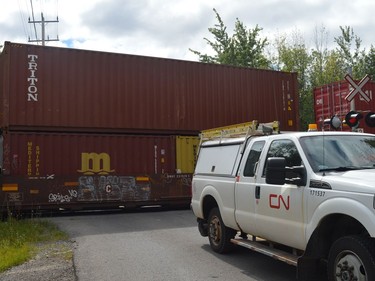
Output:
[{"xmin": 299, "ymin": 135, "xmax": 375, "ymax": 173}]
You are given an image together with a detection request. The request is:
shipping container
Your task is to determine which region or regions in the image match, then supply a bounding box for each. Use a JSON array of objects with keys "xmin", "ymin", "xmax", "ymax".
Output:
[
  {"xmin": 0, "ymin": 132, "xmax": 198, "ymax": 212},
  {"xmin": 0, "ymin": 41, "xmax": 300, "ymax": 213},
  {"xmin": 313, "ymin": 79, "xmax": 375, "ymax": 133},
  {"xmin": 0, "ymin": 41, "xmax": 299, "ymax": 133}
]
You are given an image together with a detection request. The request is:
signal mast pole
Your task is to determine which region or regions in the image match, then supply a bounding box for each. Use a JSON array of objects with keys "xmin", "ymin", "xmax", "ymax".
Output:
[{"xmin": 28, "ymin": 13, "xmax": 59, "ymax": 46}]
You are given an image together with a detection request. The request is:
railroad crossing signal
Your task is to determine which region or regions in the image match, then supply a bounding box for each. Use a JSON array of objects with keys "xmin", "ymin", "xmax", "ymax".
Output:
[
  {"xmin": 342, "ymin": 111, "xmax": 375, "ymax": 128},
  {"xmin": 344, "ymin": 74, "xmax": 371, "ymax": 102},
  {"xmin": 365, "ymin": 112, "xmax": 375, "ymax": 127},
  {"xmin": 345, "ymin": 111, "xmax": 363, "ymax": 128}
]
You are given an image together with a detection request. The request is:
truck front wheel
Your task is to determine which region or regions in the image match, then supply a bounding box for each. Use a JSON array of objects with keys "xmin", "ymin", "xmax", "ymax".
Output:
[
  {"xmin": 328, "ymin": 236, "xmax": 375, "ymax": 281},
  {"xmin": 208, "ymin": 207, "xmax": 236, "ymax": 253}
]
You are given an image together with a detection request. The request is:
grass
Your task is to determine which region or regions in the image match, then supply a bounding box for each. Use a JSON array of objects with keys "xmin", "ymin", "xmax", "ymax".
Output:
[{"xmin": 0, "ymin": 217, "xmax": 69, "ymax": 272}]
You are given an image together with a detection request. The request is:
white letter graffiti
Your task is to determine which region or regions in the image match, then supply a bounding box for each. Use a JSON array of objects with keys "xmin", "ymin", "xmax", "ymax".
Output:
[{"xmin": 48, "ymin": 190, "xmax": 77, "ymax": 203}]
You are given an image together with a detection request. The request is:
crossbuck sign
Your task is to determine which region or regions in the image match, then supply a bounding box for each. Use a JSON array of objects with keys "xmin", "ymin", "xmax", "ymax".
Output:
[{"xmin": 345, "ymin": 74, "xmax": 371, "ymax": 103}]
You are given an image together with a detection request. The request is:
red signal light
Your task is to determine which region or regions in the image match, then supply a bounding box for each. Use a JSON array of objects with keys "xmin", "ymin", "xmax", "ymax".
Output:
[{"xmin": 345, "ymin": 111, "xmax": 363, "ymax": 128}]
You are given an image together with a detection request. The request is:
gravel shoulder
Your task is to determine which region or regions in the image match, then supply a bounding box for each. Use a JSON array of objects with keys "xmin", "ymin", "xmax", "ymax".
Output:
[{"xmin": 0, "ymin": 240, "xmax": 77, "ymax": 281}]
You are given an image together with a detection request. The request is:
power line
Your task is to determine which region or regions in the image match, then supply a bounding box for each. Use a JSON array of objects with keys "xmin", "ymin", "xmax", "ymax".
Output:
[
  {"xmin": 17, "ymin": 0, "xmax": 29, "ymax": 40},
  {"xmin": 28, "ymin": 0, "xmax": 59, "ymax": 46},
  {"xmin": 29, "ymin": 0, "xmax": 38, "ymax": 43}
]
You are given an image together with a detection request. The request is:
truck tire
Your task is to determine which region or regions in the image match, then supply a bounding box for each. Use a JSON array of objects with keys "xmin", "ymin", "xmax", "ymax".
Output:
[
  {"xmin": 328, "ymin": 236, "xmax": 375, "ymax": 281},
  {"xmin": 208, "ymin": 207, "xmax": 236, "ymax": 254}
]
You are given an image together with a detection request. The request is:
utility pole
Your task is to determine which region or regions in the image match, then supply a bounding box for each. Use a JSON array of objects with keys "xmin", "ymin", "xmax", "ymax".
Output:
[{"xmin": 28, "ymin": 13, "xmax": 59, "ymax": 46}]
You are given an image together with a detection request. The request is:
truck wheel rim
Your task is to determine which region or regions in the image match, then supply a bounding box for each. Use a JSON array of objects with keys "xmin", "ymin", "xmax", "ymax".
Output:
[
  {"xmin": 334, "ymin": 250, "xmax": 367, "ymax": 281},
  {"xmin": 209, "ymin": 216, "xmax": 221, "ymax": 246}
]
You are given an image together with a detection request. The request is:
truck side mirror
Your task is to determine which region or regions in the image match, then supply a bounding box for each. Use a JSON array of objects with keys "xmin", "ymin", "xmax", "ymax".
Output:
[
  {"xmin": 265, "ymin": 157, "xmax": 286, "ymax": 185},
  {"xmin": 287, "ymin": 166, "xmax": 307, "ymax": 186},
  {"xmin": 266, "ymin": 157, "xmax": 307, "ymax": 186}
]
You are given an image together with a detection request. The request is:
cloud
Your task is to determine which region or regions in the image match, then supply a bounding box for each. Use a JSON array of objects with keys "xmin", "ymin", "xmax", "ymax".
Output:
[{"xmin": 0, "ymin": 0, "xmax": 374, "ymax": 60}]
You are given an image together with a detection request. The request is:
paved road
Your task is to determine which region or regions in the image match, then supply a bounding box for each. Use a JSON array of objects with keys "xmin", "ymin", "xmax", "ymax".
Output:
[{"xmin": 51, "ymin": 209, "xmax": 297, "ymax": 281}]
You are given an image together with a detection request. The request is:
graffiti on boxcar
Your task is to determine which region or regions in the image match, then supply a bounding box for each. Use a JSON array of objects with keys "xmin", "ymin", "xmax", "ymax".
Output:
[
  {"xmin": 7, "ymin": 192, "xmax": 23, "ymax": 202},
  {"xmin": 77, "ymin": 175, "xmax": 151, "ymax": 202},
  {"xmin": 75, "ymin": 152, "xmax": 151, "ymax": 202},
  {"xmin": 49, "ymin": 190, "xmax": 78, "ymax": 203}
]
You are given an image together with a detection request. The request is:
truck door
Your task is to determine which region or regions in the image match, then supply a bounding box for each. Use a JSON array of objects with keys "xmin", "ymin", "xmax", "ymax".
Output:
[
  {"xmin": 234, "ymin": 140, "xmax": 265, "ymax": 234},
  {"xmin": 254, "ymin": 139, "xmax": 306, "ymax": 250}
]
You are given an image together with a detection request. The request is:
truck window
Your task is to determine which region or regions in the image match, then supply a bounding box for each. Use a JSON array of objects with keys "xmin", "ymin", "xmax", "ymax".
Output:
[
  {"xmin": 195, "ymin": 142, "xmax": 243, "ymax": 176},
  {"xmin": 299, "ymin": 135, "xmax": 375, "ymax": 172},
  {"xmin": 243, "ymin": 141, "xmax": 265, "ymax": 177},
  {"xmin": 262, "ymin": 139, "xmax": 302, "ymax": 177}
]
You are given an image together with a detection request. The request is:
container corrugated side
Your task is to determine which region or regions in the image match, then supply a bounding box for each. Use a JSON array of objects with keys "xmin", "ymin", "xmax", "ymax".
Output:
[
  {"xmin": 2, "ymin": 132, "xmax": 178, "ymax": 176},
  {"xmin": 313, "ymin": 80, "xmax": 375, "ymax": 133},
  {"xmin": 0, "ymin": 132, "xmax": 193, "ymax": 210},
  {"xmin": 1, "ymin": 41, "xmax": 299, "ymax": 133},
  {"xmin": 175, "ymin": 136, "xmax": 200, "ymax": 173}
]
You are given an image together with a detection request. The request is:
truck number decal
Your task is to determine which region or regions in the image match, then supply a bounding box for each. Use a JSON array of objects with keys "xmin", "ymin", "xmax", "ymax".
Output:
[
  {"xmin": 310, "ymin": 190, "xmax": 325, "ymax": 197},
  {"xmin": 269, "ymin": 194, "xmax": 290, "ymax": 210}
]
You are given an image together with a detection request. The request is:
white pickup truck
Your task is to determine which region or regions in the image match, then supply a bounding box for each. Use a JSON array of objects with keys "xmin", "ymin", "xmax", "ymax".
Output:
[{"xmin": 191, "ymin": 122, "xmax": 375, "ymax": 281}]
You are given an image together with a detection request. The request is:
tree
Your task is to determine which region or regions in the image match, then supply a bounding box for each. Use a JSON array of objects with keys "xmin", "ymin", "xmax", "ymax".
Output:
[
  {"xmin": 334, "ymin": 26, "xmax": 367, "ymax": 79},
  {"xmin": 190, "ymin": 9, "xmax": 269, "ymax": 68},
  {"xmin": 364, "ymin": 45, "xmax": 375, "ymax": 79},
  {"xmin": 231, "ymin": 20, "xmax": 269, "ymax": 68},
  {"xmin": 310, "ymin": 25, "xmax": 345, "ymax": 87},
  {"xmin": 189, "ymin": 9, "xmax": 231, "ymax": 64},
  {"xmin": 273, "ymin": 31, "xmax": 313, "ymax": 130}
]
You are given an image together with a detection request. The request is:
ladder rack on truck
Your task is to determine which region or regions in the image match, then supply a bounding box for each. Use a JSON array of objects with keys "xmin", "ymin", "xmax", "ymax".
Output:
[
  {"xmin": 199, "ymin": 120, "xmax": 280, "ymax": 144},
  {"xmin": 196, "ymin": 120, "xmax": 280, "ymax": 160}
]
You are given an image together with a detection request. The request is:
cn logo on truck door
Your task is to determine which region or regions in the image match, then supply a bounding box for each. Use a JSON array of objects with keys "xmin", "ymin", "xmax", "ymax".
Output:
[
  {"xmin": 269, "ymin": 194, "xmax": 290, "ymax": 210},
  {"xmin": 255, "ymin": 139, "xmax": 306, "ymax": 250}
]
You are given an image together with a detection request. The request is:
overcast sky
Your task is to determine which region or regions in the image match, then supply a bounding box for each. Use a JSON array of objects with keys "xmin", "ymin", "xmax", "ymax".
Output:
[{"xmin": 0, "ymin": 0, "xmax": 374, "ymax": 61}]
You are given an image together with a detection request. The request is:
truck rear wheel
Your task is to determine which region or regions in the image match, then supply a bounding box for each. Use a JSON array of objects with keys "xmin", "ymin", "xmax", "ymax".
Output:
[
  {"xmin": 208, "ymin": 207, "xmax": 236, "ymax": 253},
  {"xmin": 328, "ymin": 236, "xmax": 375, "ymax": 281}
]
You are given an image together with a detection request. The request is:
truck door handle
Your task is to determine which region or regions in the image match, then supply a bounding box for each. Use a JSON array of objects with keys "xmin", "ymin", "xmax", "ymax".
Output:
[{"xmin": 255, "ymin": 186, "xmax": 260, "ymax": 199}]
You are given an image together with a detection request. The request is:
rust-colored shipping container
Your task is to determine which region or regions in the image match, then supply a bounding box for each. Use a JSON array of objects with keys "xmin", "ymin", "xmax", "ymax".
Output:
[
  {"xmin": 0, "ymin": 41, "xmax": 299, "ymax": 213},
  {"xmin": 0, "ymin": 132, "xmax": 196, "ymax": 212},
  {"xmin": 0, "ymin": 41, "xmax": 299, "ymax": 133},
  {"xmin": 313, "ymin": 79, "xmax": 375, "ymax": 133}
]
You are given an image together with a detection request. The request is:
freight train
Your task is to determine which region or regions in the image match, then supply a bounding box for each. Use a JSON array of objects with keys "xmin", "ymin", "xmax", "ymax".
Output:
[{"xmin": 0, "ymin": 41, "xmax": 299, "ymax": 214}]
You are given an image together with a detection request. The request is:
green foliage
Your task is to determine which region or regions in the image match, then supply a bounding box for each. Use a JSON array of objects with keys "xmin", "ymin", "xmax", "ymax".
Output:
[
  {"xmin": 231, "ymin": 20, "xmax": 269, "ymax": 68},
  {"xmin": 309, "ymin": 26, "xmax": 346, "ymax": 87},
  {"xmin": 364, "ymin": 45, "xmax": 375, "ymax": 79},
  {"xmin": 0, "ymin": 218, "xmax": 68, "ymax": 272},
  {"xmin": 310, "ymin": 50, "xmax": 345, "ymax": 87},
  {"xmin": 334, "ymin": 26, "xmax": 367, "ymax": 79},
  {"xmin": 189, "ymin": 8, "xmax": 270, "ymax": 68},
  {"xmin": 189, "ymin": 9, "xmax": 230, "ymax": 64},
  {"xmin": 0, "ymin": 244, "xmax": 31, "ymax": 272}
]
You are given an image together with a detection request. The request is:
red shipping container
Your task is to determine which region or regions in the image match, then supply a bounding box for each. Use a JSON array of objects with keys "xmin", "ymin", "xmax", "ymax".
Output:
[
  {"xmin": 0, "ymin": 41, "xmax": 299, "ymax": 133},
  {"xmin": 4, "ymin": 132, "xmax": 176, "ymax": 176},
  {"xmin": 313, "ymin": 79, "xmax": 375, "ymax": 133},
  {"xmin": 0, "ymin": 132, "xmax": 192, "ymax": 211}
]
